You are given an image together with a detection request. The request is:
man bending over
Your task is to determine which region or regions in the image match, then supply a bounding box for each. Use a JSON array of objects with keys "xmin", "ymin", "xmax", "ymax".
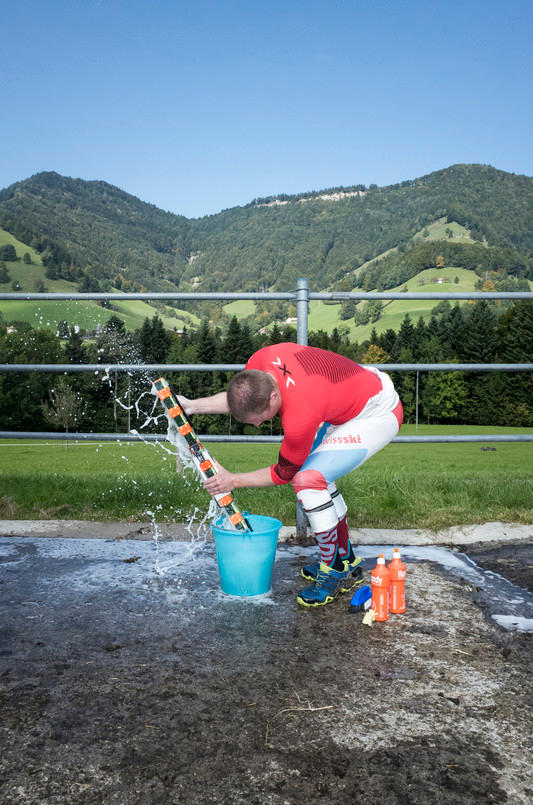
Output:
[{"xmin": 178, "ymin": 342, "xmax": 403, "ymax": 607}]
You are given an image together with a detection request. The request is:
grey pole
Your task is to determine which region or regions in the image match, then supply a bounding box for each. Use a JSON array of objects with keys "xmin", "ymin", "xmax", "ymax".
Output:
[
  {"xmin": 415, "ymin": 371, "xmax": 419, "ymax": 433},
  {"xmin": 296, "ymin": 277, "xmax": 309, "ymax": 347},
  {"xmin": 295, "ymin": 278, "xmax": 310, "ymax": 538}
]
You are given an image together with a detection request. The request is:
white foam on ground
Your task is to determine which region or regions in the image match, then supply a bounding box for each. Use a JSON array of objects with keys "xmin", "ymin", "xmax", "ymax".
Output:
[
  {"xmin": 214, "ymin": 589, "xmax": 277, "ymax": 606},
  {"xmin": 283, "ymin": 543, "xmax": 484, "ymax": 582},
  {"xmin": 491, "ymin": 614, "xmax": 533, "ymax": 632},
  {"xmin": 2, "ymin": 538, "xmax": 532, "ymax": 626}
]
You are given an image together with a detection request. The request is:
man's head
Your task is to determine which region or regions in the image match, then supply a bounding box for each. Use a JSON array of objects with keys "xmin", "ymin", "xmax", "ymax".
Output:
[{"xmin": 227, "ymin": 370, "xmax": 282, "ymax": 426}]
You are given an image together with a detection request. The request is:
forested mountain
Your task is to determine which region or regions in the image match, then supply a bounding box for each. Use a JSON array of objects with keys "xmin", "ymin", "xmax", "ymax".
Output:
[
  {"xmin": 0, "ymin": 164, "xmax": 532, "ymax": 298},
  {"xmin": 0, "ymin": 172, "xmax": 190, "ymax": 292}
]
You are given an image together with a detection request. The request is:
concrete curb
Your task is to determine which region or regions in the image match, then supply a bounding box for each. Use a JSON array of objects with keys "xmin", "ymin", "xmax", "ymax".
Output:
[{"xmin": 0, "ymin": 519, "xmax": 531, "ymax": 546}]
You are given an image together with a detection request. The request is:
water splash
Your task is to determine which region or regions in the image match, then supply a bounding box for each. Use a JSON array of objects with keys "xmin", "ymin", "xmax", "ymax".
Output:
[{"xmin": 104, "ymin": 376, "xmax": 241, "ymax": 582}]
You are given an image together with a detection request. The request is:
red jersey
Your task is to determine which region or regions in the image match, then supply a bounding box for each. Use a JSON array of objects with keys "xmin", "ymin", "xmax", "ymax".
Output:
[{"xmin": 245, "ymin": 343, "xmax": 383, "ymax": 485}]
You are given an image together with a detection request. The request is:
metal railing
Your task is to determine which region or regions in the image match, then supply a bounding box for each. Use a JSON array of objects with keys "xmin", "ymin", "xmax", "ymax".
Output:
[
  {"xmin": 2, "ymin": 278, "xmax": 532, "ymax": 535},
  {"xmin": 1, "ymin": 277, "xmax": 532, "ymax": 439}
]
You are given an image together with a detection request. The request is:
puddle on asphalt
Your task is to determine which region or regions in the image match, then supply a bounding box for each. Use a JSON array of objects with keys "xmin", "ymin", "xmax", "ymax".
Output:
[{"xmin": 1, "ymin": 537, "xmax": 532, "ymax": 632}]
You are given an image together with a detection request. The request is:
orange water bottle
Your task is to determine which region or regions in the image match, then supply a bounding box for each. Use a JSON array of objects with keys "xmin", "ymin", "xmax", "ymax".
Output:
[
  {"xmin": 388, "ymin": 547, "xmax": 406, "ymax": 614},
  {"xmin": 371, "ymin": 554, "xmax": 390, "ymax": 621}
]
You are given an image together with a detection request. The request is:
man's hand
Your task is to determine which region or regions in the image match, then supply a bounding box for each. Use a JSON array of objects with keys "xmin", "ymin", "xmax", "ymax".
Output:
[
  {"xmin": 203, "ymin": 460, "xmax": 236, "ymax": 495},
  {"xmin": 176, "ymin": 394, "xmax": 194, "ymax": 416}
]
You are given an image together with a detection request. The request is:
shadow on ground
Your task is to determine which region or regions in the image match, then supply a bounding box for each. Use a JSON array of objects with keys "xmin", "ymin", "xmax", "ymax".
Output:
[{"xmin": 0, "ymin": 536, "xmax": 532, "ymax": 804}]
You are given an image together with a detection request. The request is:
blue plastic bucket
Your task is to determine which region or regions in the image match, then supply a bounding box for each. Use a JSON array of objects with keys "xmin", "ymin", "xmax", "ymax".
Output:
[{"xmin": 212, "ymin": 513, "xmax": 282, "ymax": 597}]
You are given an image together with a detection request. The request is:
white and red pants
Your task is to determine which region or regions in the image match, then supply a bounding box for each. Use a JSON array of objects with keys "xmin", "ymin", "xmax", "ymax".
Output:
[{"xmin": 292, "ymin": 369, "xmax": 403, "ymax": 548}]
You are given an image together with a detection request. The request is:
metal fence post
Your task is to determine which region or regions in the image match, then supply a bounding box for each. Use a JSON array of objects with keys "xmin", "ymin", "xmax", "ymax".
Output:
[
  {"xmin": 296, "ymin": 277, "xmax": 309, "ymax": 347},
  {"xmin": 415, "ymin": 371, "xmax": 419, "ymax": 433},
  {"xmin": 296, "ymin": 278, "xmax": 310, "ymax": 539}
]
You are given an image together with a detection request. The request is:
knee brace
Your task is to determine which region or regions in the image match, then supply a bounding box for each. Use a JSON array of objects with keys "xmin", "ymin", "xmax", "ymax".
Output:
[
  {"xmin": 328, "ymin": 482, "xmax": 347, "ymax": 520},
  {"xmin": 293, "ymin": 470, "xmax": 338, "ymax": 533}
]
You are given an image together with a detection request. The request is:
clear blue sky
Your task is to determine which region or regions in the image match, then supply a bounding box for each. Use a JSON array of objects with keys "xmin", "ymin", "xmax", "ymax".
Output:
[{"xmin": 2, "ymin": 0, "xmax": 532, "ymax": 218}]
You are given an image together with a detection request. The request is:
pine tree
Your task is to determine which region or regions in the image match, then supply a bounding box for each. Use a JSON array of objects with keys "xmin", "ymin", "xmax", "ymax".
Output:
[
  {"xmin": 413, "ymin": 317, "xmax": 428, "ymax": 359},
  {"xmin": 196, "ymin": 319, "xmax": 218, "ymax": 364},
  {"xmin": 396, "ymin": 314, "xmax": 416, "ymax": 356},
  {"xmin": 224, "ymin": 317, "xmax": 243, "ymax": 363},
  {"xmin": 447, "ymin": 304, "xmax": 466, "ymax": 358},
  {"xmin": 462, "ymin": 301, "xmax": 497, "ymax": 363},
  {"xmin": 460, "ymin": 301, "xmax": 499, "ymax": 423},
  {"xmin": 103, "ymin": 315, "xmax": 125, "ymax": 334},
  {"xmin": 497, "ymin": 301, "xmax": 533, "ymax": 424},
  {"xmin": 239, "ymin": 323, "xmax": 254, "ymax": 362},
  {"xmin": 150, "ymin": 315, "xmax": 171, "ymax": 362},
  {"xmin": 65, "ymin": 331, "xmax": 87, "ymax": 364},
  {"xmin": 136, "ymin": 315, "xmax": 170, "ymax": 363},
  {"xmin": 136, "ymin": 318, "xmax": 153, "ymax": 362},
  {"xmin": 268, "ymin": 323, "xmax": 282, "ymax": 345}
]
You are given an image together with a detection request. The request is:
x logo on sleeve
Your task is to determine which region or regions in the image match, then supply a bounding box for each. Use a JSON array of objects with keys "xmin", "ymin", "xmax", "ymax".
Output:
[{"xmin": 272, "ymin": 356, "xmax": 296, "ymax": 388}]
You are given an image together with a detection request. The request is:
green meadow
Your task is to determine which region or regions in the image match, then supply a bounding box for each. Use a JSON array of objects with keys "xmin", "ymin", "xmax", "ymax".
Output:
[
  {"xmin": 349, "ymin": 218, "xmax": 474, "ymax": 279},
  {"xmin": 221, "ymin": 219, "xmax": 529, "ymax": 339},
  {"xmin": 307, "ymin": 267, "xmax": 477, "ymax": 341},
  {"xmin": 222, "ymin": 268, "xmax": 484, "ymax": 340},
  {"xmin": 1, "ymin": 425, "xmax": 531, "ymax": 529},
  {"xmin": 0, "ymin": 228, "xmax": 199, "ymax": 332}
]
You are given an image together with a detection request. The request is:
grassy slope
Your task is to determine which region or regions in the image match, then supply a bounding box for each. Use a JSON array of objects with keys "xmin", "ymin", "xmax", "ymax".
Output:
[
  {"xmin": 221, "ymin": 219, "xmax": 494, "ymax": 336},
  {"xmin": 0, "ymin": 228, "xmax": 199, "ymax": 332},
  {"xmin": 348, "ymin": 218, "xmax": 474, "ymax": 279},
  {"xmin": 222, "ymin": 271, "xmax": 486, "ymax": 338},
  {"xmin": 1, "ymin": 426, "xmax": 532, "ymax": 528},
  {"xmin": 223, "ymin": 299, "xmax": 257, "ymax": 318},
  {"xmin": 308, "ymin": 219, "xmax": 532, "ymax": 340},
  {"xmin": 307, "ymin": 219, "xmax": 480, "ymax": 339},
  {"xmin": 308, "ymin": 266, "xmax": 479, "ymax": 340}
]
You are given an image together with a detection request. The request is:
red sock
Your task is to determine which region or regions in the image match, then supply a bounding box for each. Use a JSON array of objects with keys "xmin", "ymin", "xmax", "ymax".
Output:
[
  {"xmin": 337, "ymin": 514, "xmax": 350, "ymax": 557},
  {"xmin": 315, "ymin": 523, "xmax": 341, "ymax": 568}
]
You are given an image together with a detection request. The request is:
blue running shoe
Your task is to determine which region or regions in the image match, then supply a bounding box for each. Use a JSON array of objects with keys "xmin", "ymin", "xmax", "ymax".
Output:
[
  {"xmin": 297, "ymin": 562, "xmax": 356, "ymax": 607},
  {"xmin": 301, "ymin": 554, "xmax": 363, "ymax": 590}
]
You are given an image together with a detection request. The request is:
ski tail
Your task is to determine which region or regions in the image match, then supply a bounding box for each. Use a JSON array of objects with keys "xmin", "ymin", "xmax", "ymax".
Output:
[{"xmin": 152, "ymin": 377, "xmax": 252, "ymax": 532}]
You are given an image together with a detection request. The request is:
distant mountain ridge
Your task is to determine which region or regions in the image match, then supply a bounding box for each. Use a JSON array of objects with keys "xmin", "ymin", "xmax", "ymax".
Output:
[{"xmin": 0, "ymin": 164, "xmax": 532, "ymax": 297}]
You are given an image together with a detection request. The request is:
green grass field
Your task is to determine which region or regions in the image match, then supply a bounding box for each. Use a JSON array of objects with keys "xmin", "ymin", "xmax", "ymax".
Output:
[
  {"xmin": 223, "ymin": 299, "xmax": 257, "ymax": 318},
  {"xmin": 0, "ymin": 228, "xmax": 199, "ymax": 332},
  {"xmin": 1, "ymin": 425, "xmax": 531, "ymax": 529},
  {"xmin": 220, "ymin": 219, "xmax": 519, "ymax": 339},
  {"xmin": 348, "ymin": 218, "xmax": 474, "ymax": 280},
  {"xmin": 222, "ymin": 268, "xmax": 485, "ymax": 340},
  {"xmin": 308, "ymin": 268, "xmax": 533, "ymax": 342}
]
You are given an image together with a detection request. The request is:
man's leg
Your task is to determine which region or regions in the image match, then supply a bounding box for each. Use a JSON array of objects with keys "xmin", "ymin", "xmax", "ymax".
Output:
[
  {"xmin": 299, "ymin": 482, "xmax": 362, "ymax": 581},
  {"xmin": 292, "ymin": 406, "xmax": 402, "ymax": 606},
  {"xmin": 292, "ymin": 471, "xmax": 362, "ymax": 606},
  {"xmin": 292, "ymin": 474, "xmax": 344, "ymax": 568}
]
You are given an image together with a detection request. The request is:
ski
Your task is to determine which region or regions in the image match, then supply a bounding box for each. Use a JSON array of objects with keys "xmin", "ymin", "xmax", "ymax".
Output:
[{"xmin": 152, "ymin": 377, "xmax": 252, "ymax": 532}]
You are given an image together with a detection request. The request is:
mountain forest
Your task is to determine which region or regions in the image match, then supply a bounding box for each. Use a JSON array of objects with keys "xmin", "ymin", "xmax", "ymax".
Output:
[{"xmin": 0, "ymin": 162, "xmax": 532, "ymax": 429}]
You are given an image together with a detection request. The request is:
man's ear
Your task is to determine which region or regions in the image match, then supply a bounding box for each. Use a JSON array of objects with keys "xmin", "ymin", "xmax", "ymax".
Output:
[{"xmin": 270, "ymin": 387, "xmax": 282, "ymax": 408}]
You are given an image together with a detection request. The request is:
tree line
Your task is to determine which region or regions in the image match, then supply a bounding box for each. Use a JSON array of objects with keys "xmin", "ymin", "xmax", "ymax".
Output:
[
  {"xmin": 1, "ymin": 164, "xmax": 532, "ymax": 299},
  {"xmin": 0, "ymin": 299, "xmax": 531, "ymax": 437}
]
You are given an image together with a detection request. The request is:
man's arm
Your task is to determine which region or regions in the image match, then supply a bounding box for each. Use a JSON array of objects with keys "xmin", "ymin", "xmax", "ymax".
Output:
[
  {"xmin": 203, "ymin": 463, "xmax": 274, "ymax": 495},
  {"xmin": 177, "ymin": 391, "xmax": 229, "ymax": 416}
]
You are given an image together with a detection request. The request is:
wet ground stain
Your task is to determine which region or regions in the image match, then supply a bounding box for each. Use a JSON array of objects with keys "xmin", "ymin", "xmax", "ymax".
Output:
[
  {"xmin": 0, "ymin": 537, "xmax": 532, "ymax": 804},
  {"xmin": 464, "ymin": 540, "xmax": 533, "ymax": 592}
]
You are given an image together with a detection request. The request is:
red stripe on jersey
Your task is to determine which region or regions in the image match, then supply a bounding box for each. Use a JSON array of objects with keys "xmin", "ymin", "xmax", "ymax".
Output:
[{"xmin": 294, "ymin": 347, "xmax": 365, "ymax": 383}]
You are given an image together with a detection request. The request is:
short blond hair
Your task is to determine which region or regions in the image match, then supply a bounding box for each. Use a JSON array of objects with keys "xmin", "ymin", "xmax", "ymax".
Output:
[{"xmin": 227, "ymin": 370, "xmax": 276, "ymax": 422}]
